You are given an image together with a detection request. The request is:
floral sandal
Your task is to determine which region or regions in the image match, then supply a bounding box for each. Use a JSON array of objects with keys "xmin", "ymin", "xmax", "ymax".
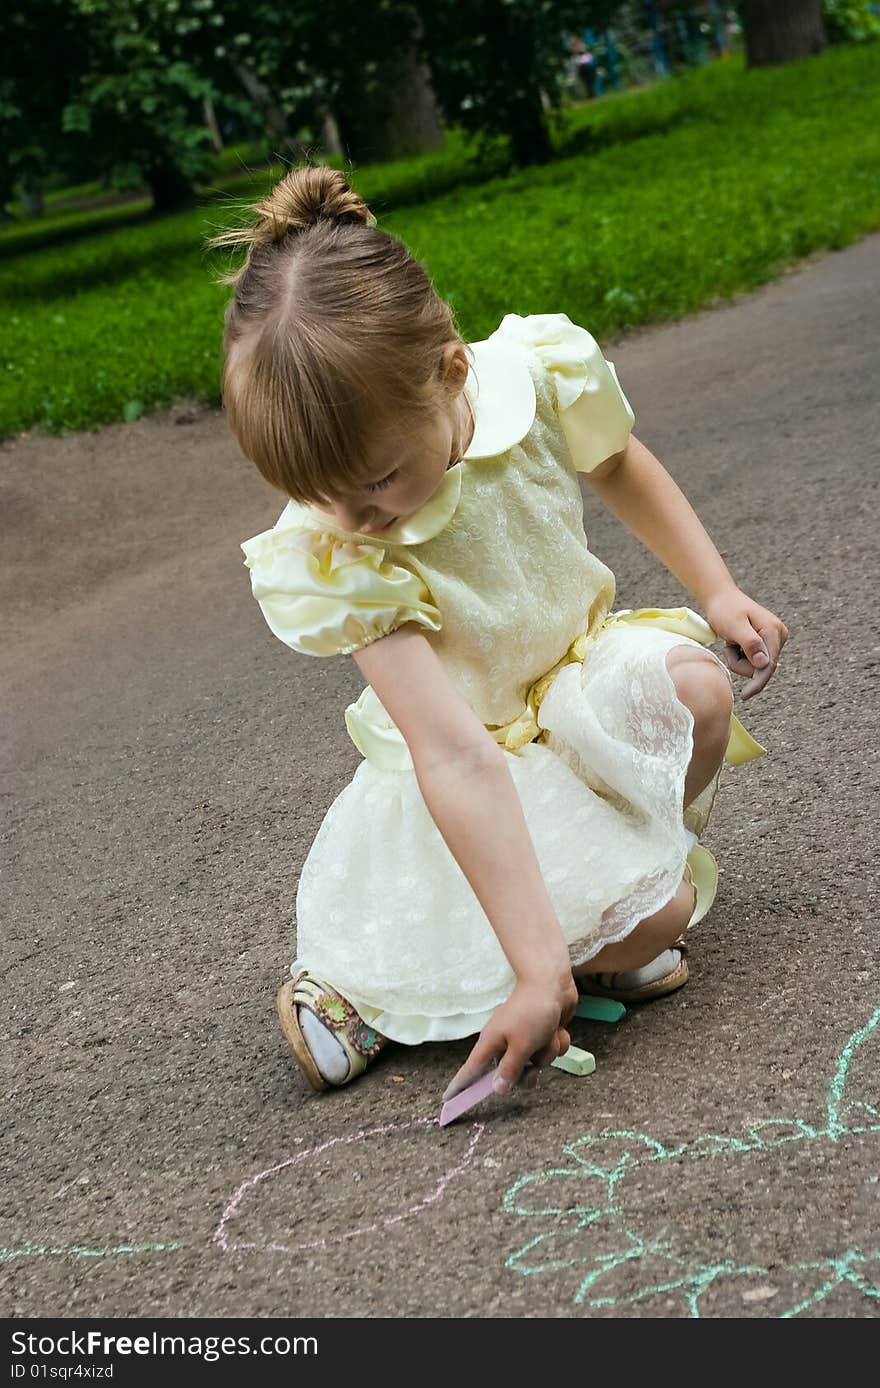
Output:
[
  {"xmin": 276, "ymin": 971, "xmax": 389, "ymax": 1092},
  {"xmin": 579, "ymin": 842, "xmax": 719, "ymax": 1004}
]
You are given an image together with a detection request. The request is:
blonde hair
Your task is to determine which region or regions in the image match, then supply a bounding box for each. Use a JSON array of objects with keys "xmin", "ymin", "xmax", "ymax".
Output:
[{"xmin": 208, "ymin": 165, "xmax": 464, "ymax": 504}]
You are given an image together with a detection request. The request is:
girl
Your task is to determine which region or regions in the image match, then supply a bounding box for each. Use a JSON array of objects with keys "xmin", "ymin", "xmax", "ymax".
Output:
[{"xmin": 211, "ymin": 165, "xmax": 787, "ymax": 1101}]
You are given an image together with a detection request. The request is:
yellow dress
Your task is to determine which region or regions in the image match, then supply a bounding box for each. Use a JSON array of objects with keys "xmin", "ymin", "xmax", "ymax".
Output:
[{"xmin": 241, "ymin": 313, "xmax": 761, "ymax": 1044}]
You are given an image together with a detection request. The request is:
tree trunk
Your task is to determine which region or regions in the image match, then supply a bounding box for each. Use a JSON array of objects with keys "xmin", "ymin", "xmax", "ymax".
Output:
[
  {"xmin": 385, "ymin": 41, "xmax": 444, "ymax": 157},
  {"xmin": 203, "ymin": 96, "xmax": 224, "ymax": 153},
  {"xmin": 335, "ymin": 30, "xmax": 443, "ymax": 163},
  {"xmin": 19, "ymin": 181, "xmax": 45, "ymax": 218},
  {"xmin": 0, "ymin": 162, "xmax": 15, "ymax": 220},
  {"xmin": 147, "ymin": 160, "xmax": 196, "ymax": 214},
  {"xmin": 740, "ymin": 0, "xmax": 828, "ymax": 68},
  {"xmin": 233, "ymin": 62, "xmax": 294, "ymax": 152},
  {"xmin": 508, "ymin": 92, "xmax": 554, "ymax": 166},
  {"xmin": 319, "ymin": 107, "xmax": 343, "ymax": 157},
  {"xmin": 487, "ymin": 0, "xmax": 553, "ymax": 166}
]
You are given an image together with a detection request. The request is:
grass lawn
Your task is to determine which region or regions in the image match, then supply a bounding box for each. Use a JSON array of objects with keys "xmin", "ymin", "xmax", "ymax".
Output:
[{"xmin": 1, "ymin": 44, "xmax": 878, "ymax": 437}]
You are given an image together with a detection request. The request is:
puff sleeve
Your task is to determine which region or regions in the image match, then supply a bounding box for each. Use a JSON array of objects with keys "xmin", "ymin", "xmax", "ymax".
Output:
[
  {"xmin": 241, "ymin": 526, "xmax": 442, "ymax": 657},
  {"xmin": 498, "ymin": 312, "xmax": 635, "ymax": 472}
]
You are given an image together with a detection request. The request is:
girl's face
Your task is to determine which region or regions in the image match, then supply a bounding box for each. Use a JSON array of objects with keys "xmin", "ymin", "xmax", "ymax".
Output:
[{"xmin": 311, "ymin": 345, "xmax": 472, "ymax": 537}]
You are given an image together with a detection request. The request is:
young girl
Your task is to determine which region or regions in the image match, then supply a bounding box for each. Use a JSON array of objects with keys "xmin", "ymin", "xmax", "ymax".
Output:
[{"xmin": 212, "ymin": 165, "xmax": 787, "ymax": 1102}]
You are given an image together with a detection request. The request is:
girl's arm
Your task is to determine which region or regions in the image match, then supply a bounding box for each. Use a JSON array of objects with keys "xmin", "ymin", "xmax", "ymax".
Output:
[
  {"xmin": 354, "ymin": 625, "xmax": 577, "ymax": 1095},
  {"xmin": 583, "ymin": 435, "xmax": 789, "ymax": 697}
]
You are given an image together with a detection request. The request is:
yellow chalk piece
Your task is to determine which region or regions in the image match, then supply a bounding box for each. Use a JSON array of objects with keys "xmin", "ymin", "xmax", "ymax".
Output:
[{"xmin": 551, "ymin": 1045, "xmax": 596, "ymax": 1077}]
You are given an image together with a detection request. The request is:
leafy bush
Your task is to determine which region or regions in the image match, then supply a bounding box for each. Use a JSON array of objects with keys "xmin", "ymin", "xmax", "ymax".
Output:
[{"xmin": 824, "ymin": 1, "xmax": 880, "ymax": 42}]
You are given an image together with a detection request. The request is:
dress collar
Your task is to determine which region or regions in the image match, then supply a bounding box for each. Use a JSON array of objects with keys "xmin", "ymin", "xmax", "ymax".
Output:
[
  {"xmin": 460, "ymin": 332, "xmax": 536, "ymax": 461},
  {"xmin": 277, "ymin": 331, "xmax": 537, "ymax": 546}
]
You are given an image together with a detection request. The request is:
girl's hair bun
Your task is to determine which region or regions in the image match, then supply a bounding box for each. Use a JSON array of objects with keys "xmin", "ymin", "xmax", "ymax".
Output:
[{"xmin": 253, "ymin": 166, "xmax": 374, "ymax": 244}]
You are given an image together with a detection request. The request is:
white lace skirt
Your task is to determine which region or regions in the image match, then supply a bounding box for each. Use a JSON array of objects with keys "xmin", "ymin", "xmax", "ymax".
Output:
[{"xmin": 293, "ymin": 626, "xmax": 723, "ymax": 1044}]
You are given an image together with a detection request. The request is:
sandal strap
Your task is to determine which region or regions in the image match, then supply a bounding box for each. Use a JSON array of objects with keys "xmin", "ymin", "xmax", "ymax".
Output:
[
  {"xmin": 290, "ymin": 971, "xmax": 387, "ymax": 1072},
  {"xmin": 579, "ymin": 950, "xmax": 689, "ymax": 1003}
]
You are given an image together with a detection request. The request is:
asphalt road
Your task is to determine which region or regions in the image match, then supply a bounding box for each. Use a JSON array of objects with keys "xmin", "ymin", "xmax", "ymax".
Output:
[{"xmin": 3, "ymin": 234, "xmax": 879, "ymax": 1319}]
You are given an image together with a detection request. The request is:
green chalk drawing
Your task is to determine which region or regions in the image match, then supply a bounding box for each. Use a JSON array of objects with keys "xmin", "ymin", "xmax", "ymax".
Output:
[
  {"xmin": 503, "ymin": 1004, "xmax": 880, "ymax": 1317},
  {"xmin": 0, "ymin": 1241, "xmax": 181, "ymax": 1265},
  {"xmin": 827, "ymin": 1006, "xmax": 880, "ymax": 1139}
]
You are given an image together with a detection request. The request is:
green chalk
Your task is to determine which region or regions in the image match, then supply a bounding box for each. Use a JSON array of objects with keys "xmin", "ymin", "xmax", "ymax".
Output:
[
  {"xmin": 575, "ymin": 996, "xmax": 627, "ymax": 1023},
  {"xmin": 551, "ymin": 1045, "xmax": 596, "ymax": 1077}
]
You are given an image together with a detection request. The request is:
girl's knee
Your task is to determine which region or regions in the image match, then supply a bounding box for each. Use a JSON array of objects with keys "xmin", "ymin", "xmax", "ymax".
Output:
[{"xmin": 666, "ymin": 648, "xmax": 733, "ymax": 749}]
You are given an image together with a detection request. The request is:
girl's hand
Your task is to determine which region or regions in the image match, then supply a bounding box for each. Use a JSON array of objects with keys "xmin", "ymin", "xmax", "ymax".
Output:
[
  {"xmin": 703, "ymin": 586, "xmax": 789, "ymax": 699},
  {"xmin": 442, "ymin": 970, "xmax": 578, "ymax": 1103}
]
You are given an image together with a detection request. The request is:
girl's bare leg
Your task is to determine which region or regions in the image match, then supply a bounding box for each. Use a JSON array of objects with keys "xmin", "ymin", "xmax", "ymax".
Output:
[
  {"xmin": 576, "ymin": 646, "xmax": 733, "ymax": 981},
  {"xmin": 665, "ymin": 645, "xmax": 734, "ymax": 807},
  {"xmin": 574, "ymin": 876, "xmax": 695, "ymax": 977}
]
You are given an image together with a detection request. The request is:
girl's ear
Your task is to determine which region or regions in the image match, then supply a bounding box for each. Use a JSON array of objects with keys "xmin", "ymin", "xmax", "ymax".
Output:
[{"xmin": 439, "ymin": 341, "xmax": 469, "ymax": 393}]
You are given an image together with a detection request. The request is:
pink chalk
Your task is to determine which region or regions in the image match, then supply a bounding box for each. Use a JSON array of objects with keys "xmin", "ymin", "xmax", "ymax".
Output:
[{"xmin": 439, "ymin": 1070, "xmax": 501, "ymax": 1128}]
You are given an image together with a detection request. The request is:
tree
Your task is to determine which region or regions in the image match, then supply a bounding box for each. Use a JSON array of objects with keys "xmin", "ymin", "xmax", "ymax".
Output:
[
  {"xmin": 62, "ymin": 0, "xmax": 229, "ymax": 212},
  {"xmin": 740, "ymin": 0, "xmax": 828, "ymax": 67},
  {"xmin": 216, "ymin": 1, "xmax": 443, "ymax": 165},
  {"xmin": 419, "ymin": 1, "xmax": 623, "ymax": 167},
  {"xmin": 332, "ymin": 20, "xmax": 444, "ymax": 163},
  {"xmin": 0, "ymin": 1, "xmax": 91, "ymax": 216}
]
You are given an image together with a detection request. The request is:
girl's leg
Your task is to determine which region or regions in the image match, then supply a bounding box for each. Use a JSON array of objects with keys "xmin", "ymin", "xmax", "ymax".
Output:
[
  {"xmin": 575, "ymin": 875, "xmax": 695, "ymax": 979},
  {"xmin": 665, "ymin": 644, "xmax": 734, "ymax": 808},
  {"xmin": 578, "ymin": 646, "xmax": 733, "ymax": 994}
]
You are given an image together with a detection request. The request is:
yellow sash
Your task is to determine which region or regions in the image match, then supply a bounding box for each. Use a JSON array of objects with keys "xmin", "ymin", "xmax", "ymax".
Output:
[{"xmin": 345, "ymin": 605, "xmax": 766, "ymax": 772}]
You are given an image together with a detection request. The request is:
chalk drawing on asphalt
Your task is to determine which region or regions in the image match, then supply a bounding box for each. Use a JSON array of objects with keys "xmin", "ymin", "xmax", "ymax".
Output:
[
  {"xmin": 213, "ymin": 1116, "xmax": 485, "ymax": 1254},
  {"xmin": 502, "ymin": 1004, "xmax": 880, "ymax": 1316},
  {"xmin": 5, "ymin": 1006, "xmax": 878, "ymax": 1321}
]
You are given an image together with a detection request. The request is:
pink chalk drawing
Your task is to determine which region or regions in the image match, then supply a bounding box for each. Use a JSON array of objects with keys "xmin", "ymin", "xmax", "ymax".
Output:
[{"xmin": 213, "ymin": 1116, "xmax": 485, "ymax": 1255}]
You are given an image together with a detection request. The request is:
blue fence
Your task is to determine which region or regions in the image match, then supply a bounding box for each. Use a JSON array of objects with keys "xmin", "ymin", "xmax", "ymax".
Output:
[{"xmin": 566, "ymin": 2, "xmax": 740, "ymax": 99}]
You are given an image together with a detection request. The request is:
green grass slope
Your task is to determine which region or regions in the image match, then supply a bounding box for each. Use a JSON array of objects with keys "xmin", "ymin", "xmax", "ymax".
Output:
[{"xmin": 1, "ymin": 45, "xmax": 877, "ymax": 437}]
